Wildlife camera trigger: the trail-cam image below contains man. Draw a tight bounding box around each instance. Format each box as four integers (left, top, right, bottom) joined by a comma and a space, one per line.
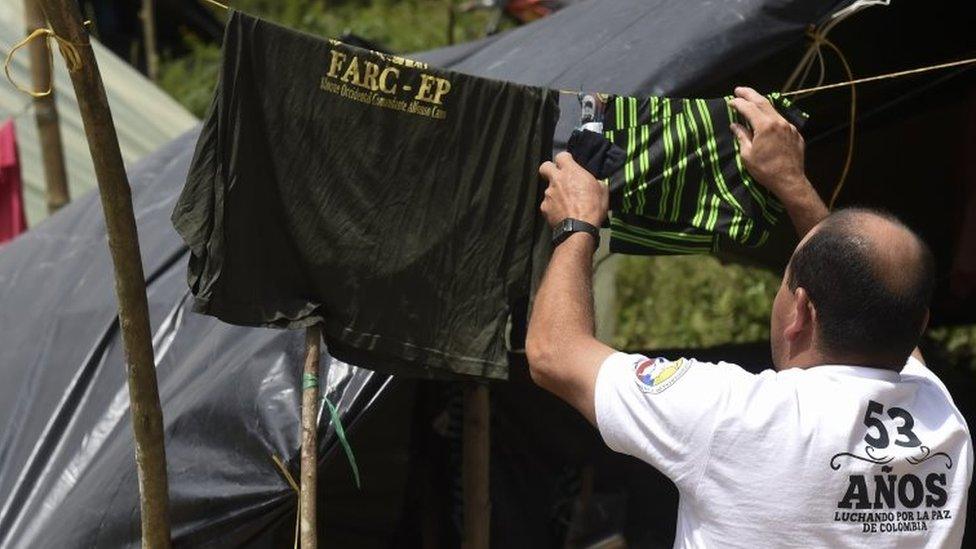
526, 87, 973, 547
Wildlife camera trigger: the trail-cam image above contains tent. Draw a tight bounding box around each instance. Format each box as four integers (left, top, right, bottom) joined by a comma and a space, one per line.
1, 0, 973, 547
0, 0, 197, 226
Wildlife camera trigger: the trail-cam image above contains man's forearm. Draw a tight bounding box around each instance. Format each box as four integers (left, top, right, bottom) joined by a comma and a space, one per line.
530, 152, 615, 423
528, 233, 598, 350
525, 232, 612, 423
777, 176, 829, 237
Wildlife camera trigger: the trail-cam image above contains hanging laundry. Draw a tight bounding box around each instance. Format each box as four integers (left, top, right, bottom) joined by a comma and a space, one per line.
0, 120, 27, 245
566, 128, 626, 181
172, 11, 558, 380
597, 94, 807, 255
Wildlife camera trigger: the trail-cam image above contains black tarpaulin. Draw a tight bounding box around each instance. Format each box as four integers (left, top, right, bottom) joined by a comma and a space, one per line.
0, 131, 396, 547
416, 0, 852, 146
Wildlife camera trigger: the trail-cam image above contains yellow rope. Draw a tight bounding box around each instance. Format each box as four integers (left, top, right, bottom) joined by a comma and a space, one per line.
4, 27, 88, 97
12, 1, 967, 212
271, 454, 301, 493
177, 0, 976, 212
270, 454, 302, 549
557, 57, 976, 97
191, 0, 975, 100
782, 57, 976, 97
201, 0, 231, 10
816, 36, 857, 210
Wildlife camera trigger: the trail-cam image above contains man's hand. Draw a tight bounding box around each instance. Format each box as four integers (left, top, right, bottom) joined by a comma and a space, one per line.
728, 86, 827, 237
538, 152, 609, 228
728, 87, 807, 196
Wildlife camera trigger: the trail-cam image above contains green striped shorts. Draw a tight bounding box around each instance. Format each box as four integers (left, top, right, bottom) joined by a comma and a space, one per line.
603, 93, 805, 255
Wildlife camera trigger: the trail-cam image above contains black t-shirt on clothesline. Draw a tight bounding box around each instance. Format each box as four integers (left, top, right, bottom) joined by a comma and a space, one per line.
172, 10, 559, 380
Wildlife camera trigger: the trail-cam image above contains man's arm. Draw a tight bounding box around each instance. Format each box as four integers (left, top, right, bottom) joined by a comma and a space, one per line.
729, 87, 828, 237
526, 153, 754, 484
528, 88, 830, 424
726, 89, 935, 365
526, 152, 615, 425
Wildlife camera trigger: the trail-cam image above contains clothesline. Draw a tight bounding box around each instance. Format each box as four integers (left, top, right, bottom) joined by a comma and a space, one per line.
194, 0, 976, 102
555, 57, 976, 98
780, 57, 976, 97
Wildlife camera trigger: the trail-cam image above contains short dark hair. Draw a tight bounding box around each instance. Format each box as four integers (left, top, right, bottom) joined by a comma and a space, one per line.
786, 208, 935, 368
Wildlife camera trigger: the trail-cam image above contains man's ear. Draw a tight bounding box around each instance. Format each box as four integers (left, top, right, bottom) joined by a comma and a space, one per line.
785, 286, 814, 341
921, 308, 930, 334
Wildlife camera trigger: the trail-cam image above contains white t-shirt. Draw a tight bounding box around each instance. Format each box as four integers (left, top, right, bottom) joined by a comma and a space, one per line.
595, 353, 973, 548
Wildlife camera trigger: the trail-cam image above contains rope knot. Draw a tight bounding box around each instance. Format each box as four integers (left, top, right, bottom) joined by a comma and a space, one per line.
804, 25, 824, 45
4, 27, 89, 98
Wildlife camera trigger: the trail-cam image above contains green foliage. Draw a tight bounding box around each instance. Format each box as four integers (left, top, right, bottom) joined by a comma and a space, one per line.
615, 256, 976, 373
928, 325, 976, 371
159, 0, 501, 117
614, 255, 780, 350
158, 33, 222, 119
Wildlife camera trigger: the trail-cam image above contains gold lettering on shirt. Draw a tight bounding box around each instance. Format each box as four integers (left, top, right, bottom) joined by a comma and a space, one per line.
320, 43, 451, 120
414, 74, 452, 106
340, 56, 360, 85
327, 50, 346, 78
378, 66, 399, 94
361, 62, 380, 91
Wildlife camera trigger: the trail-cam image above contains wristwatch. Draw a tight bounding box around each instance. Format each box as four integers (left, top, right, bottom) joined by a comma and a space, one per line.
552, 218, 600, 248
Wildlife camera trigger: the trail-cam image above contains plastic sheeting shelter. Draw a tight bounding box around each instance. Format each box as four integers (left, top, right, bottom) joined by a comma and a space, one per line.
2, 0, 975, 546
0, 1, 197, 226
419, 0, 976, 325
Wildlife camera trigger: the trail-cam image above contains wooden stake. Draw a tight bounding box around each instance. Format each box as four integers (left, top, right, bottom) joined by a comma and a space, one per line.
37, 1, 170, 546
24, 0, 70, 214
300, 325, 322, 549
462, 383, 490, 549
140, 0, 158, 81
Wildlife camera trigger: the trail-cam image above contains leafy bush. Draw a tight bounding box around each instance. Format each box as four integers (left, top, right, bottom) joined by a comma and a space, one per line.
614, 255, 779, 350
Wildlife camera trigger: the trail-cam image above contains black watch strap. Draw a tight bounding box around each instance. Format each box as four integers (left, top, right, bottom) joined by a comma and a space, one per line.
552, 218, 600, 248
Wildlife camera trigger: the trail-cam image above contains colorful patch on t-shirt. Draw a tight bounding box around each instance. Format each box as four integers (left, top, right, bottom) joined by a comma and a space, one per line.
634, 357, 690, 394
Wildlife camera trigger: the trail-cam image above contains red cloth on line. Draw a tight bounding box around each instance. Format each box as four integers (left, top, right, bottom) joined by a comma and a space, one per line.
0, 119, 27, 244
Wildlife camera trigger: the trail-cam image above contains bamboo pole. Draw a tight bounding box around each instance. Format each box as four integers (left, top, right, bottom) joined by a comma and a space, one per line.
23, 0, 70, 213
462, 383, 490, 549
37, 1, 171, 546
300, 325, 322, 549
140, 0, 158, 81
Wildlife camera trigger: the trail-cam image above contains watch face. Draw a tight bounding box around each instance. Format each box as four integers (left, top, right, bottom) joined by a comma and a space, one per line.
552, 219, 572, 245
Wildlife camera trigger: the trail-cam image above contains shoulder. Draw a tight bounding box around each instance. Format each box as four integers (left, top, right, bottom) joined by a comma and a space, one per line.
593, 352, 766, 484
901, 355, 953, 395
596, 351, 764, 399
900, 356, 971, 433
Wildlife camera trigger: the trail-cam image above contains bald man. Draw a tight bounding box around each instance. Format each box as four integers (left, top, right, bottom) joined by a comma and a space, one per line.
526, 87, 973, 547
